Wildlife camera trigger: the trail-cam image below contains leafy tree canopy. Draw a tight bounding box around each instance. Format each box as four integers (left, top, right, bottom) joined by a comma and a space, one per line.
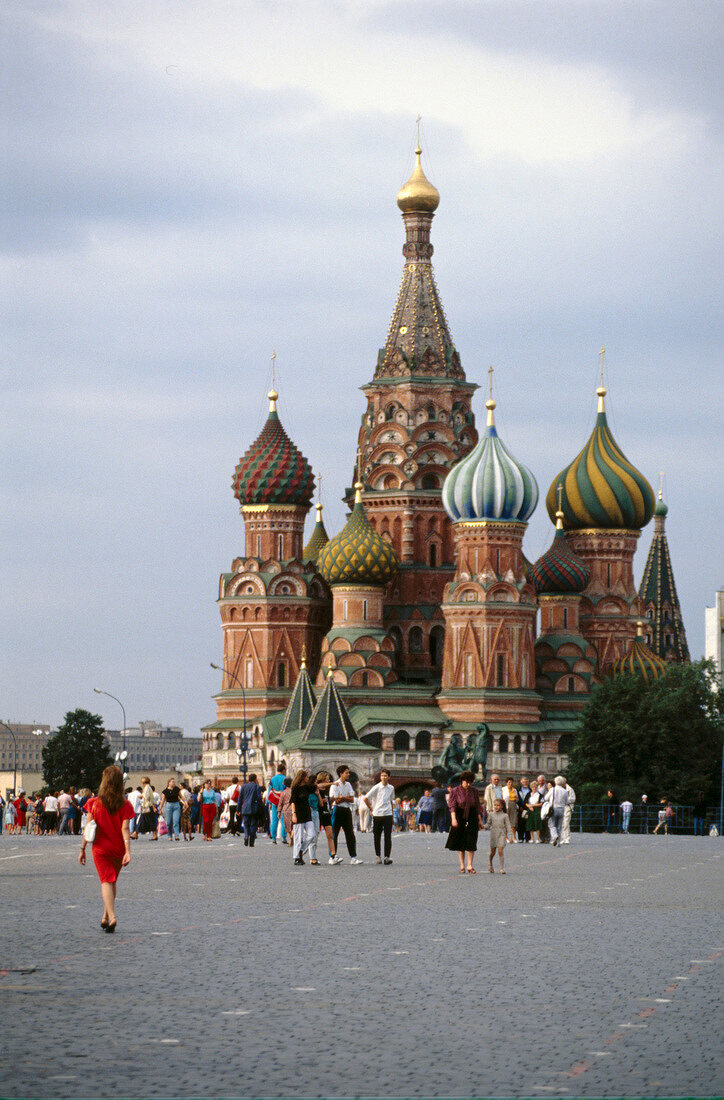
42, 709, 113, 792
567, 659, 723, 805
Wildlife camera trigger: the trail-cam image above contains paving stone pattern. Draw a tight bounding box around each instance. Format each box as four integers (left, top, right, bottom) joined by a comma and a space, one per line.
0, 831, 722, 1098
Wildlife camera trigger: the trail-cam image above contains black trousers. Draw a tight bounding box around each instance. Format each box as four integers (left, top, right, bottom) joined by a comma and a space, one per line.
373, 815, 392, 858
228, 804, 239, 835
332, 807, 357, 857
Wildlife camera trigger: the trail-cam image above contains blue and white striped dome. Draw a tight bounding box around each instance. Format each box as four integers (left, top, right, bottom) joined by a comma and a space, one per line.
442, 399, 538, 523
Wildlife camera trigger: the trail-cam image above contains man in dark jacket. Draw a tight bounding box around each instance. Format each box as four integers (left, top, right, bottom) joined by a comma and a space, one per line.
239, 774, 262, 847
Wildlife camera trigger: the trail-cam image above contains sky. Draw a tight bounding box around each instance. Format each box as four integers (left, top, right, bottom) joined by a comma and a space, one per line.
3, 0, 722, 737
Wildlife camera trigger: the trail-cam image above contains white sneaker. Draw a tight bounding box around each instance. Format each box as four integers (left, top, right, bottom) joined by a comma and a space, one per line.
329, 855, 343, 865
376, 856, 382, 864
350, 857, 363, 864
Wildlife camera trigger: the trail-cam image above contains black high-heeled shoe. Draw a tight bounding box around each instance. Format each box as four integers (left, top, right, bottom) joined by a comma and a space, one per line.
100, 918, 109, 930
105, 920, 117, 934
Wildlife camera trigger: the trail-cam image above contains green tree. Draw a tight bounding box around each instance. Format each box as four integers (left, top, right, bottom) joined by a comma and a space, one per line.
42, 709, 113, 791
567, 660, 723, 805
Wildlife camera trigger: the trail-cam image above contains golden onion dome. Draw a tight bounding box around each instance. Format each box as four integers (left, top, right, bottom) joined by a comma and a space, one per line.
396, 147, 440, 213
318, 483, 399, 587
608, 622, 667, 682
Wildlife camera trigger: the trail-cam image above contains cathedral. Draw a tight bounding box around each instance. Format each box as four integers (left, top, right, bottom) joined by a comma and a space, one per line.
202, 146, 688, 789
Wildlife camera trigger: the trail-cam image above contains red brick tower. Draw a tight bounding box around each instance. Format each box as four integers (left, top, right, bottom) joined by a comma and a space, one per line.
351, 146, 478, 682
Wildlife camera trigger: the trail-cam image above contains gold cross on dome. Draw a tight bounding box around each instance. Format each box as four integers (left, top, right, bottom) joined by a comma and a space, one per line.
416, 114, 422, 146
488, 364, 494, 400
271, 350, 276, 389
557, 482, 563, 510
599, 346, 605, 387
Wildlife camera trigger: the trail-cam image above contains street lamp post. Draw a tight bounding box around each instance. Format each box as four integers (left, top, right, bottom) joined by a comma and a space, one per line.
210, 662, 248, 780
0, 721, 18, 796
93, 689, 129, 779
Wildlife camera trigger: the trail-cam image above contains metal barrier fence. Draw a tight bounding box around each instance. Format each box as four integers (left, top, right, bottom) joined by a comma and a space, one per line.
572, 804, 721, 835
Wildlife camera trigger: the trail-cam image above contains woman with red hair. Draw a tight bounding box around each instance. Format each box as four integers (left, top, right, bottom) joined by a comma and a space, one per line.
78, 765, 133, 932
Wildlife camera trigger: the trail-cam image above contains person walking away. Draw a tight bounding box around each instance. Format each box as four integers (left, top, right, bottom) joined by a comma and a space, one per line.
429, 784, 449, 833
357, 791, 371, 833
3, 798, 16, 834
503, 779, 518, 841
78, 765, 133, 932
159, 778, 182, 841
278, 777, 294, 844
239, 774, 263, 847
640, 794, 649, 834
57, 789, 73, 835
267, 764, 288, 844
200, 779, 218, 841
43, 791, 59, 834
179, 782, 193, 840
14, 791, 29, 834
560, 779, 575, 843
693, 792, 707, 836
446, 771, 484, 874
620, 798, 633, 834
330, 765, 363, 864
488, 798, 510, 873
548, 777, 569, 846
363, 769, 396, 864
290, 770, 316, 866
604, 790, 618, 833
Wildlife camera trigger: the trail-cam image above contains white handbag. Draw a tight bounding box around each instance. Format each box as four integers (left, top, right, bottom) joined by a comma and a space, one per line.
83, 817, 97, 843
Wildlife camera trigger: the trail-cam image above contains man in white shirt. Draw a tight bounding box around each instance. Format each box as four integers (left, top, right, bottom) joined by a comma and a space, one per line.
330, 765, 363, 864
127, 786, 143, 839
225, 776, 241, 836
549, 777, 569, 845
363, 769, 395, 864
483, 774, 504, 815
560, 779, 575, 843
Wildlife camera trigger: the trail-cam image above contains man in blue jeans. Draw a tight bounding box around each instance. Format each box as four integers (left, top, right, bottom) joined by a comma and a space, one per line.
239, 773, 263, 847
268, 763, 287, 844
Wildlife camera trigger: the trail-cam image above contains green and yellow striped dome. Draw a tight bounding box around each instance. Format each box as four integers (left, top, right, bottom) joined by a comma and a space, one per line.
546, 386, 655, 530
609, 623, 666, 682
318, 485, 399, 587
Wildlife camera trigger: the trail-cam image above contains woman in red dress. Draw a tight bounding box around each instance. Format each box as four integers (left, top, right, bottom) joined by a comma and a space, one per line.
78, 766, 133, 932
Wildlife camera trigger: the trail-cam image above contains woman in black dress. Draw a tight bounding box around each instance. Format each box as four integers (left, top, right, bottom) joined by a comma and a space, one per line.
445, 771, 485, 874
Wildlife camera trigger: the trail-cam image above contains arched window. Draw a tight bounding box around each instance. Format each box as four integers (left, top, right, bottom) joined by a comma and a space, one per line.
429, 542, 438, 566
393, 730, 410, 751
426, 403, 436, 421
385, 404, 396, 421
513, 735, 521, 754
409, 626, 423, 652
430, 625, 445, 668
497, 653, 505, 686
422, 474, 438, 490
534, 735, 541, 754
499, 734, 509, 753
568, 676, 575, 692
277, 663, 286, 688
360, 671, 368, 687
278, 534, 284, 559
415, 730, 431, 751
389, 626, 403, 656
562, 607, 568, 629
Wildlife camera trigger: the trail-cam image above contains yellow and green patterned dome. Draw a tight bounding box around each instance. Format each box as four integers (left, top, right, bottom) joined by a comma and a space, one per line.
303, 500, 329, 564
609, 622, 667, 682
318, 483, 399, 587
546, 385, 655, 531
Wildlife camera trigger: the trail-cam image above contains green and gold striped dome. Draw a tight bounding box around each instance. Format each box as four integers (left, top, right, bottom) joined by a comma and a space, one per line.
303, 500, 329, 564
609, 623, 667, 682
546, 386, 655, 530
318, 484, 399, 587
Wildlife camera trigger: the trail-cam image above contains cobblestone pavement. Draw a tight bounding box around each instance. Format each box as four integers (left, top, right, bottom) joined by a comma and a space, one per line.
0, 830, 722, 1099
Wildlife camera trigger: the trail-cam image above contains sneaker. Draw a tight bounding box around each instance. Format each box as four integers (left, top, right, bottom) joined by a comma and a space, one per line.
329, 855, 343, 865
552, 837, 558, 846
350, 857, 363, 864
383, 858, 393, 865
293, 856, 304, 865
376, 856, 382, 864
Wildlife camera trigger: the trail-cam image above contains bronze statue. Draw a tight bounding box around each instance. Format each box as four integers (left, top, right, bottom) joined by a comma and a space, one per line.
432, 724, 488, 786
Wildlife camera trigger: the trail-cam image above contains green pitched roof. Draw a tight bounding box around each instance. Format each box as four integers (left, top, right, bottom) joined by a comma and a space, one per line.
302, 674, 360, 743
279, 665, 317, 739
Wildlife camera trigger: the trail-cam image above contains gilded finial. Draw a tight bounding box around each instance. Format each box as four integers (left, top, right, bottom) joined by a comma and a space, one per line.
326, 667, 334, 679
354, 448, 364, 504
416, 114, 422, 147
301, 645, 307, 669
636, 619, 644, 637
316, 472, 323, 516
658, 470, 664, 500
596, 346, 607, 413
485, 366, 496, 427
555, 483, 564, 529
268, 350, 279, 412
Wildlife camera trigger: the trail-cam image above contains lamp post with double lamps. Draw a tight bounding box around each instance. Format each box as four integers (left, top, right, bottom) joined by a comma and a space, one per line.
209, 662, 251, 781
0, 721, 18, 796
93, 689, 129, 780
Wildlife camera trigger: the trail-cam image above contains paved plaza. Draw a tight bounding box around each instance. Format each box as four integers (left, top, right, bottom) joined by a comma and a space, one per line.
0, 830, 722, 1099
